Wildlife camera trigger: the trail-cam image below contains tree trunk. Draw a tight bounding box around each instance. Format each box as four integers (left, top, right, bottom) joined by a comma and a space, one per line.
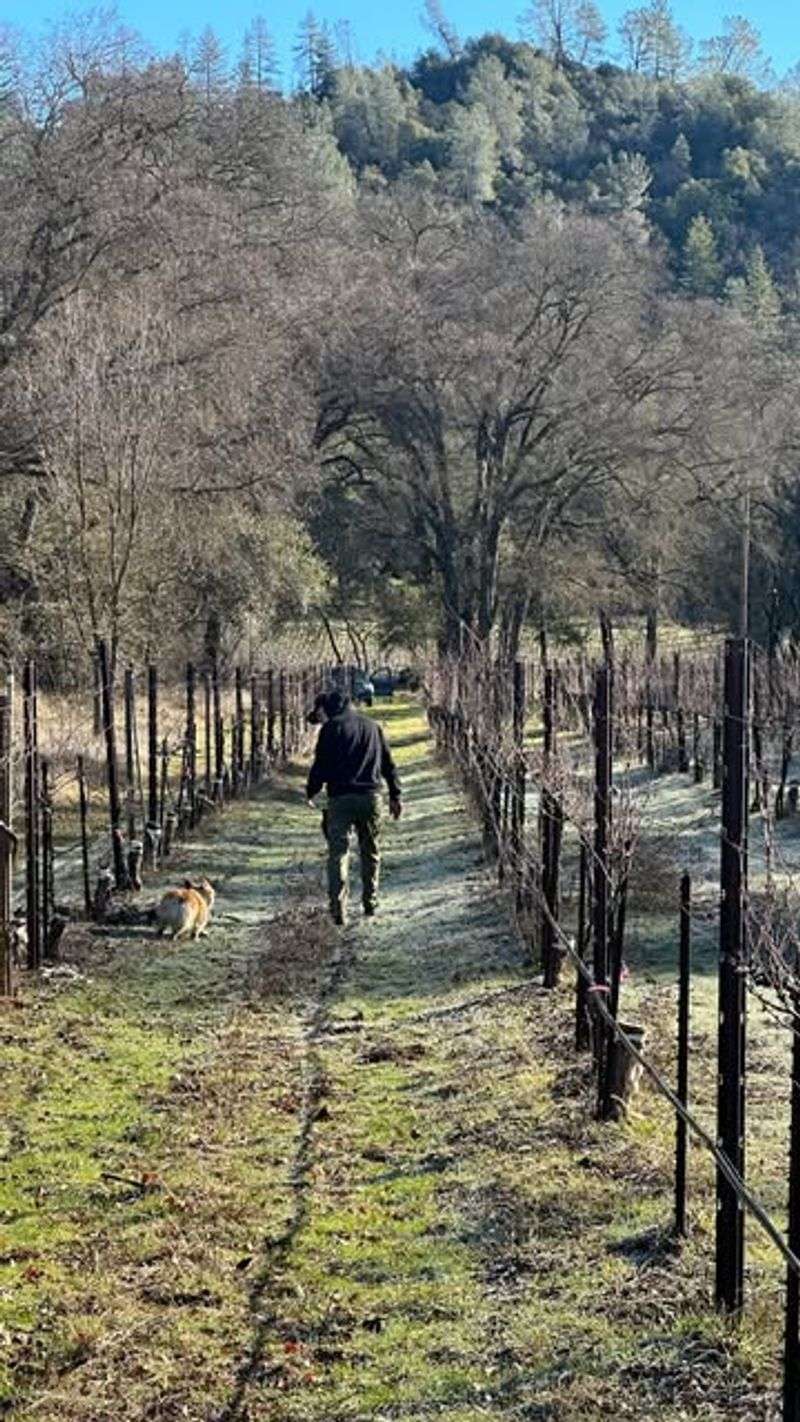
498, 592, 530, 668
599, 608, 615, 669
645, 605, 657, 665
477, 519, 501, 644
343, 618, 365, 669
204, 609, 222, 672
318, 610, 344, 664
18, 495, 37, 549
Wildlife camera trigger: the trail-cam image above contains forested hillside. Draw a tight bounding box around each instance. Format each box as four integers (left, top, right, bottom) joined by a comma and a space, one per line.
2, 2, 800, 672
321, 12, 800, 298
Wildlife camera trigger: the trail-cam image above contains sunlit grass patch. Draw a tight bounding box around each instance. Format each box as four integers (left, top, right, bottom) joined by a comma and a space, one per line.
2, 695, 790, 1420
1, 766, 330, 1419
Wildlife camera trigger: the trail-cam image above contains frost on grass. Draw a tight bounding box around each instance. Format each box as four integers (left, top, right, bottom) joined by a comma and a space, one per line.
2, 704, 794, 1421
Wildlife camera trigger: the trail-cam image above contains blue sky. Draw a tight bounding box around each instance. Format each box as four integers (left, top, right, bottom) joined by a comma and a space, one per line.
6, 0, 800, 83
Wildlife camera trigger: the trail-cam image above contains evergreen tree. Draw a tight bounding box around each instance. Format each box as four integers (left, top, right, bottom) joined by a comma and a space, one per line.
294, 11, 318, 93
681, 214, 721, 295
331, 65, 411, 172
727, 246, 781, 326
314, 24, 338, 98
191, 26, 229, 111
722, 145, 767, 192
670, 134, 691, 182
590, 151, 652, 218
294, 11, 337, 98
465, 56, 523, 166
447, 103, 498, 202
239, 16, 277, 91
655, 133, 691, 195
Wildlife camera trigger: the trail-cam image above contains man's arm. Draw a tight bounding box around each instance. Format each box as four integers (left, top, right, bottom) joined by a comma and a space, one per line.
306, 726, 329, 801
379, 728, 401, 802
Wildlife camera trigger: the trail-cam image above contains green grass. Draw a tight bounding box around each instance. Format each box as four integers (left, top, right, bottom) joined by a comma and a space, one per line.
0, 698, 788, 1420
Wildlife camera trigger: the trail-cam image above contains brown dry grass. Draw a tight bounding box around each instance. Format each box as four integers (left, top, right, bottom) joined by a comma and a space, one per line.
246, 902, 338, 1001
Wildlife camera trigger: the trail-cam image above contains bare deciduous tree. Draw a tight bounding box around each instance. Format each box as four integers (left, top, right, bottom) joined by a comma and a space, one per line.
19, 285, 179, 660
316, 194, 742, 654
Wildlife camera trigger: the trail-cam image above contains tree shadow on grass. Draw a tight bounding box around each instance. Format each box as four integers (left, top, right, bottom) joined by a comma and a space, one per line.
214, 1120, 316, 1422
608, 1223, 682, 1269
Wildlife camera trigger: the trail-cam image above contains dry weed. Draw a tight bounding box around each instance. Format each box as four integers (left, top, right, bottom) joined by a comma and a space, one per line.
246, 901, 337, 1001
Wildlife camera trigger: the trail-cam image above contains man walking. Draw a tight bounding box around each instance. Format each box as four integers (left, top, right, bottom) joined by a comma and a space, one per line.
306, 690, 402, 925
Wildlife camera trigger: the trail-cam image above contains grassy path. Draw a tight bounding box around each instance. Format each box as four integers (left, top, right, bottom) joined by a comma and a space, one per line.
0, 702, 782, 1420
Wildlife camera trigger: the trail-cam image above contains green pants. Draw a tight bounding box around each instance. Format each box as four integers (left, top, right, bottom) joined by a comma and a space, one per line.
327, 793, 382, 918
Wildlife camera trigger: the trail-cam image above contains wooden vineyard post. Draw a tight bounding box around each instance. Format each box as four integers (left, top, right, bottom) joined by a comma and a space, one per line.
40, 757, 53, 956
294, 671, 301, 755
279, 671, 288, 763
693, 712, 704, 784
575, 841, 591, 1050
713, 648, 723, 791
751, 663, 764, 813
175, 707, 187, 833
186, 661, 197, 828
203, 671, 212, 807
783, 999, 800, 1422
124, 667, 136, 842
676, 872, 691, 1236
77, 756, 92, 918
616, 654, 628, 756
23, 659, 41, 970
300, 670, 309, 754
489, 731, 502, 864
284, 671, 293, 758
499, 759, 511, 884
266, 669, 276, 760
614, 856, 631, 1014
123, 663, 144, 885
510, 660, 526, 909
716, 636, 749, 1314
0, 673, 14, 996
234, 665, 244, 793
159, 737, 170, 852
92, 647, 102, 738
97, 639, 127, 891
645, 656, 655, 772
541, 666, 563, 988
600, 830, 633, 1121
593, 663, 612, 1107
777, 707, 794, 822
250, 673, 260, 784
146, 664, 159, 866
675, 652, 689, 773
227, 717, 236, 796
211, 657, 224, 803
290, 672, 299, 754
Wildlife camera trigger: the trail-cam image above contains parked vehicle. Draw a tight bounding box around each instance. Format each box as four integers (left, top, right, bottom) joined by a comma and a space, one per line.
353, 671, 374, 706
395, 666, 420, 690
371, 667, 395, 697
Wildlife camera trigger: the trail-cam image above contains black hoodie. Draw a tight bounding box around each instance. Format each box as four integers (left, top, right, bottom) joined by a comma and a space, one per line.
306, 704, 401, 801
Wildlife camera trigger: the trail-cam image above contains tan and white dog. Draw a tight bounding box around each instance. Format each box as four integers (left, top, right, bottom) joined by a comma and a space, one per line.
154, 878, 215, 941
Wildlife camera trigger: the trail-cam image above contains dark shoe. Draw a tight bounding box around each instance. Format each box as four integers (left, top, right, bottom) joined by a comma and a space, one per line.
331, 907, 347, 927
363, 904, 376, 918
